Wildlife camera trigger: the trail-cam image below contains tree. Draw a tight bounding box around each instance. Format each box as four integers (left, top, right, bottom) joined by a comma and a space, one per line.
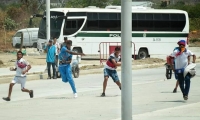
66, 0, 109, 8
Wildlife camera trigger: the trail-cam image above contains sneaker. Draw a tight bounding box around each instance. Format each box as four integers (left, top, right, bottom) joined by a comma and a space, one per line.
173, 88, 177, 93
2, 97, 10, 101
183, 95, 188, 100
53, 76, 57, 79
47, 76, 51, 79
29, 90, 34, 98
101, 93, 105, 97
74, 93, 78, 98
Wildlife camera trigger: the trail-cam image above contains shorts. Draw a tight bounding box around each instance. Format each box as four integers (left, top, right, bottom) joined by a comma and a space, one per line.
11, 76, 26, 89
104, 68, 119, 82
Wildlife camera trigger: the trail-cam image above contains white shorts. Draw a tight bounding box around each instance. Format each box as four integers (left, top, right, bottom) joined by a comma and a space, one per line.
11, 76, 26, 89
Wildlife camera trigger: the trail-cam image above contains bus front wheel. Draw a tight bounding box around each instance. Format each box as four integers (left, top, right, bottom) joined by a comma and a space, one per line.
137, 49, 148, 59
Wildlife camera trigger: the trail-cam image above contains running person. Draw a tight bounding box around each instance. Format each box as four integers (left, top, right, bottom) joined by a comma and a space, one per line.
59, 40, 85, 98
101, 46, 121, 97
2, 51, 33, 101
170, 40, 196, 100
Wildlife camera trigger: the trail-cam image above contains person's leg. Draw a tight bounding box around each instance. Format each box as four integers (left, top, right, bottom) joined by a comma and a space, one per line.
52, 62, 56, 79
2, 77, 17, 101
103, 77, 109, 94
20, 77, 34, 98
173, 80, 179, 93
55, 55, 58, 67
101, 68, 109, 96
66, 65, 77, 94
59, 65, 68, 82
177, 73, 186, 99
184, 73, 191, 99
110, 70, 121, 90
47, 62, 51, 79
8, 83, 15, 98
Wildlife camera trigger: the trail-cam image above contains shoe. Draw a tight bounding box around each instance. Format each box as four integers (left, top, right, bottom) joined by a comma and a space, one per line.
173, 88, 177, 93
29, 90, 34, 98
101, 93, 105, 97
183, 95, 188, 100
47, 76, 51, 79
74, 93, 78, 98
53, 76, 57, 79
2, 97, 10, 101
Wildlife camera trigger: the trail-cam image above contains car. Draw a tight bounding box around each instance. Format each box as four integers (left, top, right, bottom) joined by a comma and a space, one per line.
56, 59, 80, 78
12, 28, 39, 48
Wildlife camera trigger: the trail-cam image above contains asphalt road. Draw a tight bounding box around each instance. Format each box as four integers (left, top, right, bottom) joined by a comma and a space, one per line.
0, 64, 200, 120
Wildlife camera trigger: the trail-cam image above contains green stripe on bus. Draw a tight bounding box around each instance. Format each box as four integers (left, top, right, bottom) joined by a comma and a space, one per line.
76, 33, 188, 37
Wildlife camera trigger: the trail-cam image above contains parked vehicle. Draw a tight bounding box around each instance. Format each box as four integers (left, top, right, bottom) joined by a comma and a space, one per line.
12, 28, 39, 48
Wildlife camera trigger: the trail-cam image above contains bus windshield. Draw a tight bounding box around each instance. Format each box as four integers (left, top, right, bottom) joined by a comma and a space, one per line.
38, 11, 64, 39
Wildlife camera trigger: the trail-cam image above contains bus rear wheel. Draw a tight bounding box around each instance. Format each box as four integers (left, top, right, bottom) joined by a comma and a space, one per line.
137, 49, 148, 59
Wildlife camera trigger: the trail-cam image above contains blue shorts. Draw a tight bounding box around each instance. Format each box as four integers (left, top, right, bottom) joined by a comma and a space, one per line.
104, 68, 119, 82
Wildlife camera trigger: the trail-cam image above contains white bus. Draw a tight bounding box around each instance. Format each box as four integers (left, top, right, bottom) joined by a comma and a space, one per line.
37, 6, 189, 59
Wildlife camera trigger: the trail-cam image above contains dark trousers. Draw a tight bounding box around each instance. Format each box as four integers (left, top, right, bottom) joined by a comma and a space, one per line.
177, 73, 191, 96
55, 55, 58, 67
47, 62, 56, 78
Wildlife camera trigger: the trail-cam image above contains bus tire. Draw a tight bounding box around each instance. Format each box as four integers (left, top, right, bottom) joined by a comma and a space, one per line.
137, 49, 148, 59
33, 43, 37, 48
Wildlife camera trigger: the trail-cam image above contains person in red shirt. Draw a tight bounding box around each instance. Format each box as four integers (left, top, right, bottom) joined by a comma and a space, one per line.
101, 47, 121, 97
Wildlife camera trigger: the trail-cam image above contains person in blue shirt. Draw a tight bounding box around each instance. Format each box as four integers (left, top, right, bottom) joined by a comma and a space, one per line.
59, 40, 85, 98
44, 39, 56, 79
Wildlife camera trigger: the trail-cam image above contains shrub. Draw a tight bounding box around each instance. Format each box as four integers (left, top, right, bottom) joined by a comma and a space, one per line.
4, 17, 18, 30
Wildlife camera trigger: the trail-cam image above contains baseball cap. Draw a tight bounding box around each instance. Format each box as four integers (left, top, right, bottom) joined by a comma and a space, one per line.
49, 39, 53, 42
177, 40, 186, 46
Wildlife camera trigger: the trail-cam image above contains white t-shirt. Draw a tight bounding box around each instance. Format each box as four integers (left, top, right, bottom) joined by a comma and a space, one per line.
15, 58, 30, 77
170, 49, 194, 69
54, 42, 60, 55
104, 53, 121, 70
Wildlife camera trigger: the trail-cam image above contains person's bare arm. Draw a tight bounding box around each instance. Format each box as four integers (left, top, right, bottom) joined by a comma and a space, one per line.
22, 65, 31, 74
111, 59, 121, 66
192, 54, 196, 63
169, 57, 175, 72
66, 49, 85, 56
187, 56, 191, 64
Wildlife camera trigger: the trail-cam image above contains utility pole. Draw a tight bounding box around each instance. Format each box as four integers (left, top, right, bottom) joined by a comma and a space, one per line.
121, 0, 133, 119
46, 0, 50, 41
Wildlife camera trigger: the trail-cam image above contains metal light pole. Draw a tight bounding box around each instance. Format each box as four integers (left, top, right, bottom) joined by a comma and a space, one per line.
46, 0, 50, 41
121, 0, 132, 120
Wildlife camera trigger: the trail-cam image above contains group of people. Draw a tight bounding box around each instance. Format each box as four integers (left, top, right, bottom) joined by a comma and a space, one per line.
2, 37, 85, 101
2, 39, 196, 101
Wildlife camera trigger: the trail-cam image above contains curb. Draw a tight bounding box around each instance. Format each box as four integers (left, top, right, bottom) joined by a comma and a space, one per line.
0, 63, 166, 84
